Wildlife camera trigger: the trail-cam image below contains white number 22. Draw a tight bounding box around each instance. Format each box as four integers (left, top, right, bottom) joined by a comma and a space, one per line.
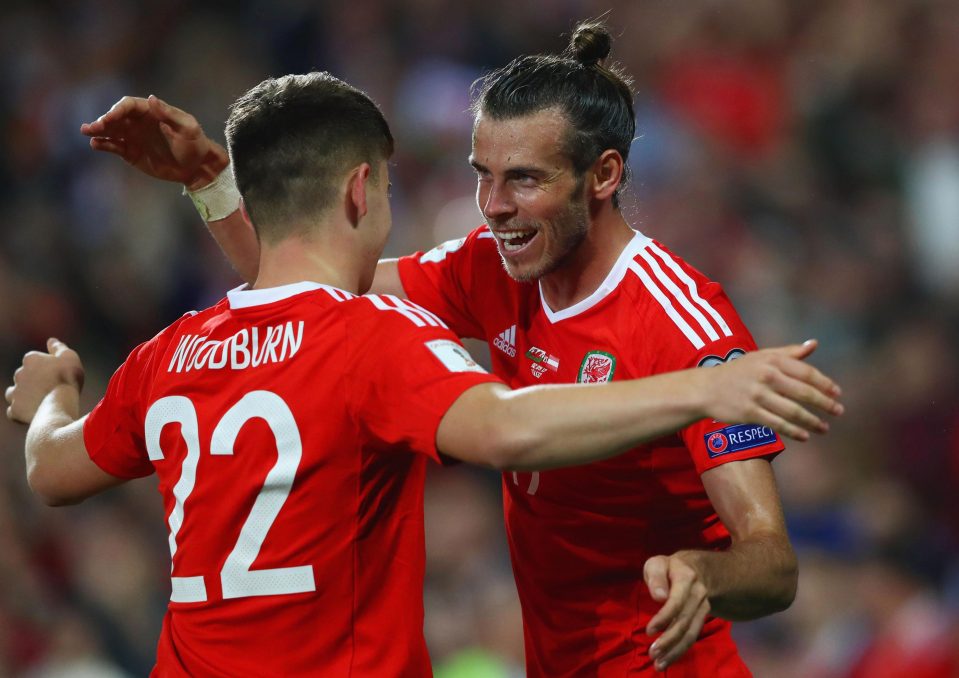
145, 391, 316, 603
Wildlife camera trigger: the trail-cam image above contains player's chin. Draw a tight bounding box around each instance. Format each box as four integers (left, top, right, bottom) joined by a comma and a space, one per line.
499, 255, 544, 283
498, 242, 550, 282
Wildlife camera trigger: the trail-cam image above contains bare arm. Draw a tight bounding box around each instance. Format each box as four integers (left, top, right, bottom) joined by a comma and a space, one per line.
6, 340, 125, 505
687, 461, 796, 620
372, 259, 409, 297
641, 459, 797, 671
205, 210, 260, 284
437, 340, 842, 470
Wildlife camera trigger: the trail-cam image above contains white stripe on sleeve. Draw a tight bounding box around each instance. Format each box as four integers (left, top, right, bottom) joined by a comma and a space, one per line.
638, 248, 720, 342
367, 294, 426, 327
397, 298, 448, 328
649, 243, 732, 337
628, 260, 705, 349
386, 295, 441, 327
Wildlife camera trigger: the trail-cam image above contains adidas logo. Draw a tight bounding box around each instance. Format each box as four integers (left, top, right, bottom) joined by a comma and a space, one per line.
493, 325, 517, 357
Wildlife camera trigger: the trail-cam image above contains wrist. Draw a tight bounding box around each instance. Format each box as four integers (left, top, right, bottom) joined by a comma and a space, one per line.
184, 162, 241, 222
61, 365, 84, 392
44, 382, 83, 422
184, 145, 230, 192
673, 549, 713, 590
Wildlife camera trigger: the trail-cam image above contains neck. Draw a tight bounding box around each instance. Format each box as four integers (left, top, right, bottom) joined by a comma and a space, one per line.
539, 205, 634, 312
253, 232, 366, 294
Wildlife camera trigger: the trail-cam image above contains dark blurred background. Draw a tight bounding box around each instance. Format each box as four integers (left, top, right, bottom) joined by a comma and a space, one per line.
1, 1, 958, 676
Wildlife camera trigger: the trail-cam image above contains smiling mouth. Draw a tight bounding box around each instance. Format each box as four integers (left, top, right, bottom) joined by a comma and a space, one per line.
496, 229, 537, 253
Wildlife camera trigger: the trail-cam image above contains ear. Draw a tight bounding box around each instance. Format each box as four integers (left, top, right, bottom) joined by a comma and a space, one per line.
588, 150, 624, 202
345, 163, 372, 228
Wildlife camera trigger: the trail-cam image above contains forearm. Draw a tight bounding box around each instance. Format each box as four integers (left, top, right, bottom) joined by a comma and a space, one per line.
9, 340, 123, 504
674, 533, 798, 620
643, 459, 796, 669
205, 210, 260, 284
25, 385, 87, 505
184, 159, 261, 285
443, 344, 841, 470
496, 369, 708, 470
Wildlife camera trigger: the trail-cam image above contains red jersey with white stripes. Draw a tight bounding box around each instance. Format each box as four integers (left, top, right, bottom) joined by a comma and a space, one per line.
82, 282, 499, 678
398, 226, 782, 677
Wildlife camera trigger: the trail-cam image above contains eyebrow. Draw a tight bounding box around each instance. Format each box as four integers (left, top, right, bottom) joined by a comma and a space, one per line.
468, 158, 546, 177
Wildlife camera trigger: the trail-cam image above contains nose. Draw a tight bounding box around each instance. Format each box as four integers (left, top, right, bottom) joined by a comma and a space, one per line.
479, 181, 515, 222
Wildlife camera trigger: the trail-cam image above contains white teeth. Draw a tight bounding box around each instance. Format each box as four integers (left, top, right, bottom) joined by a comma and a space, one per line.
499, 230, 533, 241
497, 230, 536, 252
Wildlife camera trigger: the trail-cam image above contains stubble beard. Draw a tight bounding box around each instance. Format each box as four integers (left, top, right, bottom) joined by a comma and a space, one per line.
498, 189, 590, 283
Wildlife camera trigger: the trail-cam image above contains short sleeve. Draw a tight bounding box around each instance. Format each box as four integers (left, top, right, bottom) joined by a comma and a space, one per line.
347, 297, 503, 462
83, 341, 158, 479
638, 244, 785, 474
679, 319, 784, 474
396, 227, 490, 340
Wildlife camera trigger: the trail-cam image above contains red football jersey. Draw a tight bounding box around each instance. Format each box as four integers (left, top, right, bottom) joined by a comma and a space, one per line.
82, 282, 500, 678
398, 226, 784, 677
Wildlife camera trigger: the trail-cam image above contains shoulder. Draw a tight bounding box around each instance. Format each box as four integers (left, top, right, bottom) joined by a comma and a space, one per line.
145, 297, 241, 365
102, 306, 211, 394
347, 293, 451, 331
132, 309, 205, 366
343, 294, 487, 376
622, 237, 752, 361
415, 225, 499, 264
468, 225, 500, 260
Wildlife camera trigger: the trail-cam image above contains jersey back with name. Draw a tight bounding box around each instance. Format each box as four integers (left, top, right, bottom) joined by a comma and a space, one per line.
82, 282, 498, 677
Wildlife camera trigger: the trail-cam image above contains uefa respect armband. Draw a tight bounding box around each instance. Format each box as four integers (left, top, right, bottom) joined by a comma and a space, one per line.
704, 424, 778, 458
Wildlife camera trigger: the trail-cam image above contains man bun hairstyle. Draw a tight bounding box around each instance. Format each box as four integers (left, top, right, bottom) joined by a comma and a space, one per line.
568, 20, 611, 67
225, 72, 394, 244
472, 19, 635, 206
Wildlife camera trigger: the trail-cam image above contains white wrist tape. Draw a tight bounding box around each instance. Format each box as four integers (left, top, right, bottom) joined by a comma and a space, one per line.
184, 164, 241, 222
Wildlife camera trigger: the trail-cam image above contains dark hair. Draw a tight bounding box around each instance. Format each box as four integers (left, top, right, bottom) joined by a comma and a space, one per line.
225, 72, 394, 243
471, 21, 635, 206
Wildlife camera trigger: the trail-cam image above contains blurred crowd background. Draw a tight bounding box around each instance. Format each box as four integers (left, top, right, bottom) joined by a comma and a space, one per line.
1, 0, 958, 676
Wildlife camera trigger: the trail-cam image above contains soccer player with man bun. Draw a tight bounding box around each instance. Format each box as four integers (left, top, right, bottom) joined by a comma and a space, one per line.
397, 22, 801, 676
75, 20, 843, 676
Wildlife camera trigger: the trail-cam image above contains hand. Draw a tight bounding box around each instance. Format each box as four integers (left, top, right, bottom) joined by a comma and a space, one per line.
702, 339, 843, 441
644, 553, 710, 672
6, 339, 85, 424
80, 95, 229, 190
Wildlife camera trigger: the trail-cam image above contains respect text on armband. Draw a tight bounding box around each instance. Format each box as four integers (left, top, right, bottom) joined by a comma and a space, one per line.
704, 423, 778, 458
167, 321, 304, 372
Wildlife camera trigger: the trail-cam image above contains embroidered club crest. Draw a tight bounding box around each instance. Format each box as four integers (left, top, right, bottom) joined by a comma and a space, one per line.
577, 351, 616, 383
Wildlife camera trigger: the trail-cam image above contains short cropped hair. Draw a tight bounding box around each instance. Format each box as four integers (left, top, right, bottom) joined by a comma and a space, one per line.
471, 21, 635, 206
225, 72, 394, 243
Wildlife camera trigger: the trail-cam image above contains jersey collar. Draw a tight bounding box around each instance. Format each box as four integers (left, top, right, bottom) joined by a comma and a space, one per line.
227, 281, 354, 309
538, 230, 652, 323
